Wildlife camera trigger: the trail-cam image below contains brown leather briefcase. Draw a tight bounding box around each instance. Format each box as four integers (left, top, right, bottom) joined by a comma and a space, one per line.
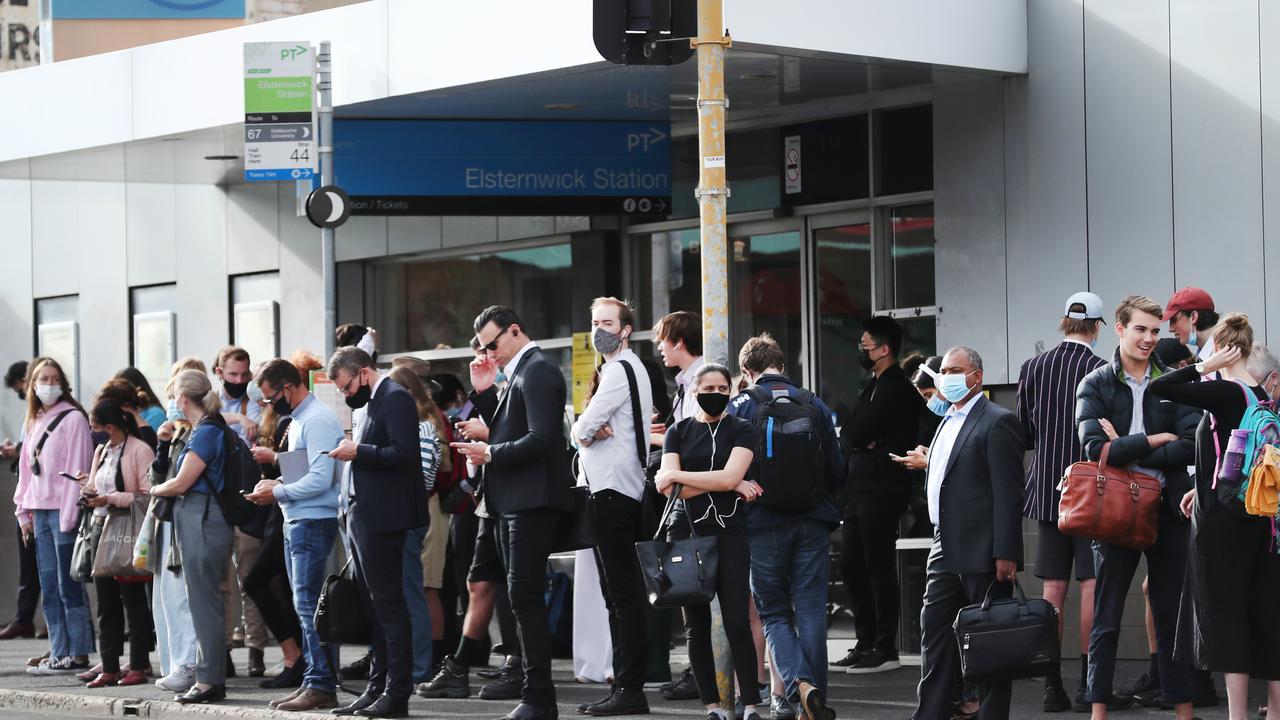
1058, 441, 1161, 550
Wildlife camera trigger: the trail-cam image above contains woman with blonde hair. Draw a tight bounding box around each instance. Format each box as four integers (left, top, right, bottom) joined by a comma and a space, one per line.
151, 369, 232, 705
15, 357, 95, 676
1151, 312, 1280, 720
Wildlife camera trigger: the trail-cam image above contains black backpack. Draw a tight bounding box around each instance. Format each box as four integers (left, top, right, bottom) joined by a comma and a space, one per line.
744, 384, 826, 514
200, 414, 262, 534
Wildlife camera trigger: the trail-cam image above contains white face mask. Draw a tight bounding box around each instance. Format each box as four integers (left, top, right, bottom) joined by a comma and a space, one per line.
35, 383, 62, 407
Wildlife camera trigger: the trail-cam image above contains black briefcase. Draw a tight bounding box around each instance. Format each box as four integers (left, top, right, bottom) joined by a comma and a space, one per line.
315, 559, 370, 647
952, 579, 1059, 684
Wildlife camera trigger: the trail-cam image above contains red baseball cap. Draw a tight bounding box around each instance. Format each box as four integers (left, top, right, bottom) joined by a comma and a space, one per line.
1162, 287, 1215, 322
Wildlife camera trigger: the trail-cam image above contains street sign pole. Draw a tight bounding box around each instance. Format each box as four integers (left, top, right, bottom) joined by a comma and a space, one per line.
318, 41, 336, 360
695, 0, 731, 366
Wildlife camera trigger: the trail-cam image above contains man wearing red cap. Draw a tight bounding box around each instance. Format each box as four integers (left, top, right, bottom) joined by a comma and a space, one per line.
1163, 288, 1218, 360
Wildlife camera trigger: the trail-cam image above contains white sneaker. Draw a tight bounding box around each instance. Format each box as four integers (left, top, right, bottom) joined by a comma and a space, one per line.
155, 664, 196, 692
27, 656, 87, 675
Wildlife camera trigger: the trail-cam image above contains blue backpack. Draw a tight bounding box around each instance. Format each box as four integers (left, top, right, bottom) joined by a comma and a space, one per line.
1212, 380, 1280, 511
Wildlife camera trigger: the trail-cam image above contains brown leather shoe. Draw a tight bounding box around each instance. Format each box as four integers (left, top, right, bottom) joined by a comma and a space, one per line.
0, 622, 34, 640
276, 687, 338, 712
27, 651, 49, 667
269, 687, 304, 708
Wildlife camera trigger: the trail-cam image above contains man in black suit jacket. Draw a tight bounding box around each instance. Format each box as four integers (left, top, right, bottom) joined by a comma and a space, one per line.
905, 346, 1023, 720
328, 346, 428, 718
453, 306, 572, 720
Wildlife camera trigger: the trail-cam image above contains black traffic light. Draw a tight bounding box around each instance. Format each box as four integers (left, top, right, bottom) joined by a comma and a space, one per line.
593, 0, 696, 66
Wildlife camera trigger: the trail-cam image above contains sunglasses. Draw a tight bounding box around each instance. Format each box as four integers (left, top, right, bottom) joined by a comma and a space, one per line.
481, 325, 511, 352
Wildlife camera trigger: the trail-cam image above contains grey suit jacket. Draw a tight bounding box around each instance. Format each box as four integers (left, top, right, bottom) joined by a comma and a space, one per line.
929, 395, 1025, 574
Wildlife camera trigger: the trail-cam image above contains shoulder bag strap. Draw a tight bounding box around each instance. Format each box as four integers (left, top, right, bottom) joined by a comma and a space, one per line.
618, 360, 648, 469
113, 437, 128, 493
34, 409, 74, 457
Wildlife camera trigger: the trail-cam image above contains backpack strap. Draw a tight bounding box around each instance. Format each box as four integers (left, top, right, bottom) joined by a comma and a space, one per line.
32, 409, 74, 463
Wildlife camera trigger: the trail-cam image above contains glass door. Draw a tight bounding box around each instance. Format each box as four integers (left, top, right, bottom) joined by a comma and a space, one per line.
728, 221, 804, 384
810, 212, 872, 424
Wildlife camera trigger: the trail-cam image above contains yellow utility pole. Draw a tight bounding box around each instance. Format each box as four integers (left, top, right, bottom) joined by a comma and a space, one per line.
694, 0, 731, 365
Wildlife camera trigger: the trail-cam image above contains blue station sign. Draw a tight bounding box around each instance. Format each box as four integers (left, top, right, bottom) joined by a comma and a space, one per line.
52, 0, 246, 19
333, 119, 673, 217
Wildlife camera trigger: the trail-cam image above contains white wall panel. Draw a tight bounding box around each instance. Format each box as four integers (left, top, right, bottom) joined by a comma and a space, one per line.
126, 182, 178, 287
933, 78, 1010, 382
388, 217, 443, 256
76, 181, 130, 394
335, 216, 388, 262
1262, 0, 1280, 346
175, 185, 229, 361
227, 183, 281, 275
0, 52, 133, 163
278, 188, 326, 358
0, 177, 30, 632
1170, 0, 1265, 325
1084, 0, 1174, 344
30, 181, 82, 299
442, 217, 498, 249
1011, 0, 1090, 363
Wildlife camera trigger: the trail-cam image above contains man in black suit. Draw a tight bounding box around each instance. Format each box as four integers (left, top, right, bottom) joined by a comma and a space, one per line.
453, 306, 572, 720
327, 346, 428, 718
905, 346, 1023, 720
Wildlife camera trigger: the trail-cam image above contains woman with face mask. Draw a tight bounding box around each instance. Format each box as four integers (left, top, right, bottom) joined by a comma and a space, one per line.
13, 357, 96, 676
654, 363, 766, 720
150, 369, 232, 705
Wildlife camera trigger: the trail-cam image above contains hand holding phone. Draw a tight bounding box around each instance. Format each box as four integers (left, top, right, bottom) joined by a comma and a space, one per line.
59, 471, 85, 484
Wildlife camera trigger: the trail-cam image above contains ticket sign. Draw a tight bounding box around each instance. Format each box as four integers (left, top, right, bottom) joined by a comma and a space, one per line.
243, 41, 316, 182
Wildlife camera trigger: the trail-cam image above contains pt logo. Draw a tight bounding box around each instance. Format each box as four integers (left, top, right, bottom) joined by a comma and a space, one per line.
146, 0, 230, 10
280, 44, 308, 61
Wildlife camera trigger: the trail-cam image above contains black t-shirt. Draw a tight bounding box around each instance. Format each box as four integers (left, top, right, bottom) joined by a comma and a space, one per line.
662, 414, 756, 535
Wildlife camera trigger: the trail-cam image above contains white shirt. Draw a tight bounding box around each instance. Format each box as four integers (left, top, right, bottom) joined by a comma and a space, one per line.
1124, 365, 1166, 487
926, 395, 981, 525
571, 349, 654, 501
672, 356, 705, 423
504, 340, 540, 382
219, 385, 262, 443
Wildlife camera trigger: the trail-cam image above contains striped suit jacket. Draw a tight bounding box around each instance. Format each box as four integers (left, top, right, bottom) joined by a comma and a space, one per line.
1016, 340, 1107, 521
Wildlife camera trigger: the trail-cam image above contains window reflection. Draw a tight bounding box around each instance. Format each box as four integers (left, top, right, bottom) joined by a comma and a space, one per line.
815, 224, 872, 424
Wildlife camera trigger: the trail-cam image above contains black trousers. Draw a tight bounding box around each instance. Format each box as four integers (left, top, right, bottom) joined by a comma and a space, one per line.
13, 520, 39, 625
95, 576, 154, 674
1087, 501, 1192, 704
590, 490, 649, 692
842, 498, 904, 655
669, 529, 761, 708
914, 540, 1010, 720
244, 509, 301, 646
501, 508, 560, 709
349, 514, 413, 702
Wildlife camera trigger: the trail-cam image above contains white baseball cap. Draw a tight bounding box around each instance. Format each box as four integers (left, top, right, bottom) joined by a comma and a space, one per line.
1064, 292, 1104, 320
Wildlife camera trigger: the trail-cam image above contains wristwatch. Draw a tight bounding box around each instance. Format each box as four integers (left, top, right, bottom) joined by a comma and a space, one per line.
1195, 361, 1207, 375
483, 445, 492, 464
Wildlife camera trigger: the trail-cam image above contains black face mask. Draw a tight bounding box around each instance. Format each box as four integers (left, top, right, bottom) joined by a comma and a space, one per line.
222, 380, 248, 399
858, 349, 877, 370
272, 394, 293, 417
15, 391, 24, 401
696, 391, 730, 418
345, 380, 372, 410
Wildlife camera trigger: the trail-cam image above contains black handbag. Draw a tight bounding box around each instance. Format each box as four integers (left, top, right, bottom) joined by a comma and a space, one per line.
952, 579, 1060, 684
315, 558, 370, 647
553, 483, 595, 553
633, 484, 719, 608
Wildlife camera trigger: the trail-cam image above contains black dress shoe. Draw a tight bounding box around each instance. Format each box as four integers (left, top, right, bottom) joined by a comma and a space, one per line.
175, 684, 226, 704
353, 695, 410, 718
260, 660, 306, 689
584, 688, 648, 716
497, 702, 558, 720
332, 692, 381, 716
342, 652, 372, 681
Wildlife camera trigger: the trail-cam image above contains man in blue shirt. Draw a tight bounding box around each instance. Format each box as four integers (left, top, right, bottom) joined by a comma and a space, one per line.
729, 334, 843, 720
247, 359, 344, 713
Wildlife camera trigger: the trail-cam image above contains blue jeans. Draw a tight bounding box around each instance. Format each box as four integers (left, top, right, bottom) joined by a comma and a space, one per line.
32, 509, 94, 658
402, 524, 432, 683
283, 517, 340, 692
749, 520, 830, 701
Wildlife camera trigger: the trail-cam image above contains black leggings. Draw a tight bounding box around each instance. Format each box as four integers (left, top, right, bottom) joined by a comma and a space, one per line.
95, 576, 154, 673
670, 529, 760, 707
243, 509, 301, 645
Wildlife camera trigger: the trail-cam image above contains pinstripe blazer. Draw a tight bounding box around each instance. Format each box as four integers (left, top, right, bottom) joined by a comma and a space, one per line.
1016, 340, 1107, 521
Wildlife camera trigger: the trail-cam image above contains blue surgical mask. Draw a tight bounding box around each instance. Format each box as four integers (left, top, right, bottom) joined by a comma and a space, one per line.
166, 399, 182, 422
496, 371, 509, 385
937, 371, 974, 404
926, 395, 949, 417
1187, 332, 1198, 350
444, 407, 462, 419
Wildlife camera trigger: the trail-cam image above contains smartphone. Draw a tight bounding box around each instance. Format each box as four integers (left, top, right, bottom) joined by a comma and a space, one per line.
319, 450, 330, 455
58, 471, 80, 482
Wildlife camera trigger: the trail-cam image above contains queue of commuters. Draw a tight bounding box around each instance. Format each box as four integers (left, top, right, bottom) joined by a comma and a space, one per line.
3, 288, 1280, 720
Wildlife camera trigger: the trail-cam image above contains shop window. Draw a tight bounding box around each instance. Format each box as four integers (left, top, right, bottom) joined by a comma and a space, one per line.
231, 272, 280, 363
35, 295, 80, 395
730, 230, 803, 380
890, 203, 936, 308
670, 128, 782, 219
367, 243, 573, 354
780, 114, 870, 206
630, 229, 702, 329
814, 223, 872, 423
876, 105, 932, 196
130, 284, 177, 396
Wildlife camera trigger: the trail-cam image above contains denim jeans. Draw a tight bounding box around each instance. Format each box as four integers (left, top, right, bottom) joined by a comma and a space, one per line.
749, 519, 830, 701
31, 509, 94, 658
401, 524, 432, 683
283, 517, 340, 692
152, 522, 196, 674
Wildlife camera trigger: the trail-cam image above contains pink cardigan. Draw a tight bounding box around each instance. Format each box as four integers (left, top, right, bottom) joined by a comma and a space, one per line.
12, 402, 94, 533
87, 436, 155, 515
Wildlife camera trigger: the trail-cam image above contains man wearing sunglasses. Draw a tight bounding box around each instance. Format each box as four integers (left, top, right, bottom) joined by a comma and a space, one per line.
452, 306, 573, 720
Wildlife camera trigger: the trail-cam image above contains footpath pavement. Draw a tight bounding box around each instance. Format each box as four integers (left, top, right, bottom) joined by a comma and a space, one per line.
0, 639, 1236, 719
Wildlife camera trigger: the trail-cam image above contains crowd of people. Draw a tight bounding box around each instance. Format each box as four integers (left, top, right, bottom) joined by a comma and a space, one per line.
0, 288, 1277, 720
